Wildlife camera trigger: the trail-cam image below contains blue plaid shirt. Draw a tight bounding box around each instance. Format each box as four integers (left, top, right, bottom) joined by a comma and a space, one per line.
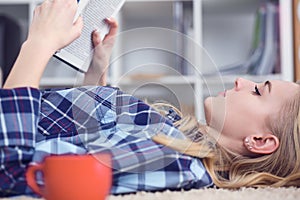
0, 86, 212, 197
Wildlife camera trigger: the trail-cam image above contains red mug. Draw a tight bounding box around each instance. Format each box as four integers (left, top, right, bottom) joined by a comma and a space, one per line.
26, 154, 112, 200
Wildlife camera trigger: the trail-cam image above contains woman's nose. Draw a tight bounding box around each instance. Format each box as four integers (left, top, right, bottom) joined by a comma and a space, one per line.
234, 77, 254, 91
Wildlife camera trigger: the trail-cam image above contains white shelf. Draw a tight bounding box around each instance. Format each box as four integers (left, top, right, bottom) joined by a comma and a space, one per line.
40, 77, 79, 87
118, 75, 197, 85
117, 73, 282, 87
0, 0, 33, 4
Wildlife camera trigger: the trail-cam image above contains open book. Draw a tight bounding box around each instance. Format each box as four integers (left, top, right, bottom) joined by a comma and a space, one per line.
54, 0, 126, 72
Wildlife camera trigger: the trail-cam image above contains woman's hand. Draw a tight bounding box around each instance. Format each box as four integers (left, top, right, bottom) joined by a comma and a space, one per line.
4, 0, 83, 89
27, 0, 83, 54
83, 18, 118, 86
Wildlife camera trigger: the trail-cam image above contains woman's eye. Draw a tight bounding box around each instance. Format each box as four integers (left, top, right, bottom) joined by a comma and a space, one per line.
253, 85, 261, 96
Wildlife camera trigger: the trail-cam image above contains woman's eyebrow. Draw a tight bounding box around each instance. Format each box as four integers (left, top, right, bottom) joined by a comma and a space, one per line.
264, 80, 272, 93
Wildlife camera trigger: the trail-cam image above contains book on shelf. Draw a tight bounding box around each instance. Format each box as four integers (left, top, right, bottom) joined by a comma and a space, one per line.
205, 2, 280, 77
54, 0, 125, 73
251, 2, 280, 75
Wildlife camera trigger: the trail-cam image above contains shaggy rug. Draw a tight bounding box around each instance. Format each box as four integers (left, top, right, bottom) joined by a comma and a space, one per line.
2, 187, 300, 200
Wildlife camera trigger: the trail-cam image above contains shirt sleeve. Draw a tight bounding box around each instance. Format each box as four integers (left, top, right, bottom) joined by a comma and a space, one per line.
0, 87, 41, 197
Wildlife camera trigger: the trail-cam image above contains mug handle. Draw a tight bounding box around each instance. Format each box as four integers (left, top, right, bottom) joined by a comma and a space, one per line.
25, 164, 44, 196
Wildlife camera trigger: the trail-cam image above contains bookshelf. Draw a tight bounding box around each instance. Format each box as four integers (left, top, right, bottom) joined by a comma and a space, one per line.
110, 0, 294, 119
0, 0, 295, 120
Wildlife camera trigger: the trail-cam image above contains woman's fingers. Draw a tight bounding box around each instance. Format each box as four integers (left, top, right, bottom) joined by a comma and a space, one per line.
72, 16, 84, 40
103, 18, 118, 44
92, 30, 102, 47
28, 0, 81, 52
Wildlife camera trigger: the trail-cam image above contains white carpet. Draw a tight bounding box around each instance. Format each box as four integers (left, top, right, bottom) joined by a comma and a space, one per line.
2, 187, 300, 200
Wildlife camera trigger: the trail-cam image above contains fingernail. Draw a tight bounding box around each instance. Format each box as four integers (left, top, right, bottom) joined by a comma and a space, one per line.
95, 29, 101, 34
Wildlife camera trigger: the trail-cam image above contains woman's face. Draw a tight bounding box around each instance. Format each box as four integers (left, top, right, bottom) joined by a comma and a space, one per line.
204, 78, 299, 154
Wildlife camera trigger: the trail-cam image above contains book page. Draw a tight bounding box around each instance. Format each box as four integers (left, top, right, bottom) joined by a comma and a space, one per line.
55, 0, 125, 72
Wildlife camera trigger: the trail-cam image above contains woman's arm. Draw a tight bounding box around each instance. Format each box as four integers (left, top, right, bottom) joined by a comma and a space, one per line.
3, 0, 83, 89
0, 87, 41, 197
83, 18, 118, 86
0, 0, 83, 196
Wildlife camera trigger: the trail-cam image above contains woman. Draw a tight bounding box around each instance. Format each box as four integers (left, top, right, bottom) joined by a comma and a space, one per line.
1, 0, 300, 197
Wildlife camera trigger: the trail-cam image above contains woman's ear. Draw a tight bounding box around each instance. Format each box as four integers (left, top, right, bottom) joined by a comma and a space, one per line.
244, 134, 279, 155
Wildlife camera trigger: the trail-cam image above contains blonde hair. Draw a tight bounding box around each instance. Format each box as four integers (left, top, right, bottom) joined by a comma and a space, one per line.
152, 82, 300, 188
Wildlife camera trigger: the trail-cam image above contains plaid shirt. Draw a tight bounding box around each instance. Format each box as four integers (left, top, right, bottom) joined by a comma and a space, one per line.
0, 87, 40, 197
0, 86, 212, 197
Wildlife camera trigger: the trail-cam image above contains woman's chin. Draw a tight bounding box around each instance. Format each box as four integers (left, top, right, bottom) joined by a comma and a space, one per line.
204, 96, 226, 132
204, 97, 213, 126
